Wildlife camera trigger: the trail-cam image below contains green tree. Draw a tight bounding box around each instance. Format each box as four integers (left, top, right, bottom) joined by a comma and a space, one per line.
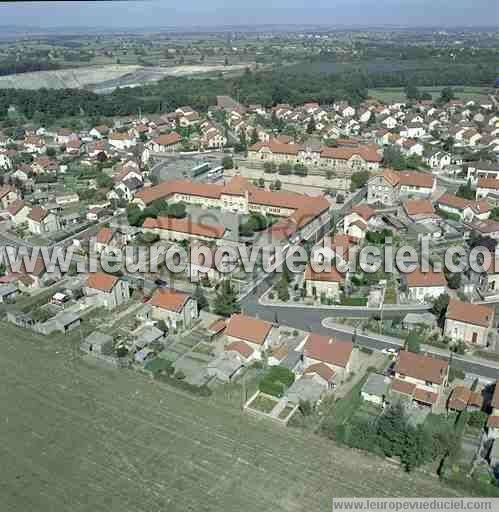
46, 146, 57, 158
431, 293, 449, 327
193, 284, 209, 311
222, 156, 234, 170
383, 146, 406, 170
275, 275, 290, 302
263, 161, 277, 173
167, 202, 187, 219
405, 84, 421, 101
405, 332, 421, 353
213, 279, 240, 317
376, 402, 408, 458
456, 180, 474, 200
439, 87, 455, 104
250, 128, 258, 146
446, 272, 461, 290
293, 163, 308, 176
350, 170, 370, 191
306, 117, 316, 134
96, 172, 114, 189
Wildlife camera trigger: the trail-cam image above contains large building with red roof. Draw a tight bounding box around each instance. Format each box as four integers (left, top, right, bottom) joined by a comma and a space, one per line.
247, 139, 382, 172
135, 175, 330, 244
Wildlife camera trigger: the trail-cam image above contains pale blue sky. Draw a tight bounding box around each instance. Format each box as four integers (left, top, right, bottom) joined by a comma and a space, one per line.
0, 0, 496, 29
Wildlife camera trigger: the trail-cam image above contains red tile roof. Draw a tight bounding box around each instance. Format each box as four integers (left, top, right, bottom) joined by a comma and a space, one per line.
321, 144, 382, 163
149, 288, 191, 313
248, 139, 302, 156
414, 388, 438, 405
144, 216, 226, 239
304, 264, 345, 283
403, 199, 435, 217
86, 272, 118, 292
153, 132, 182, 146
404, 267, 447, 288
225, 314, 273, 346
304, 362, 335, 382
398, 171, 434, 188
225, 340, 254, 359
436, 193, 489, 214
28, 206, 49, 223
6, 199, 26, 216
208, 319, 226, 334
304, 334, 353, 368
487, 415, 499, 428
96, 227, 114, 244
395, 350, 448, 385
351, 204, 376, 221
477, 177, 499, 190
448, 386, 471, 411
0, 185, 15, 200
446, 298, 494, 328
391, 378, 416, 396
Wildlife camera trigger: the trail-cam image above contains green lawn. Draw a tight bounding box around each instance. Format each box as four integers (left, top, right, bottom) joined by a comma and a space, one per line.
368, 86, 490, 103
249, 393, 278, 413
0, 322, 463, 511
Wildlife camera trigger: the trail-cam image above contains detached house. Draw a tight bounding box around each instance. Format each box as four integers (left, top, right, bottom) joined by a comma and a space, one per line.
27, 207, 60, 235
303, 333, 353, 386
476, 178, 499, 202
84, 272, 130, 309
149, 132, 182, 153
343, 204, 376, 240
6, 200, 30, 226
303, 264, 345, 301
224, 313, 274, 360
108, 132, 136, 150
391, 350, 449, 410
398, 171, 435, 198
436, 194, 490, 222
487, 382, 499, 439
149, 288, 198, 330
444, 298, 494, 348
0, 185, 19, 209
402, 199, 437, 223
404, 267, 447, 303
94, 227, 123, 254
448, 385, 483, 413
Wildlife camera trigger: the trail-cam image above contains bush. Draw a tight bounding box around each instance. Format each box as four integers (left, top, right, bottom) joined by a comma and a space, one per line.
293, 163, 308, 176
222, 156, 234, 169
448, 366, 465, 383
467, 411, 488, 429
359, 346, 373, 354
263, 161, 277, 173
258, 366, 295, 397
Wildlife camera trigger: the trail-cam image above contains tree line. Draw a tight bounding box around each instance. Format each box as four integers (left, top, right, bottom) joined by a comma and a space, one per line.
0, 62, 495, 125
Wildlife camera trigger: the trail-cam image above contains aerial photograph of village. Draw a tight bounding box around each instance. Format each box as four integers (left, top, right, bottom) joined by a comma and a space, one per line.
0, 0, 498, 510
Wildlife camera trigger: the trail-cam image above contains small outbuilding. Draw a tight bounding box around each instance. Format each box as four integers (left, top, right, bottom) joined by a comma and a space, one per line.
361, 373, 391, 406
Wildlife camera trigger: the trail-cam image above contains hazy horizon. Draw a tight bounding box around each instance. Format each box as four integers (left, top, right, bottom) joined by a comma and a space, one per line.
0, 0, 496, 30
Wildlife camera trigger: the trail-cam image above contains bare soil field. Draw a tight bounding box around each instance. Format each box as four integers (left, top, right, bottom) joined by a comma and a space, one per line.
0, 322, 462, 512
0, 63, 250, 91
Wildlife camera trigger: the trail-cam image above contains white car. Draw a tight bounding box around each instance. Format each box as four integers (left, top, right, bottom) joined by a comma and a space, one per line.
381, 347, 398, 356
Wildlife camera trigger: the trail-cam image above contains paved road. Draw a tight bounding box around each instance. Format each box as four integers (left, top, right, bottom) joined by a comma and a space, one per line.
321, 320, 499, 382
